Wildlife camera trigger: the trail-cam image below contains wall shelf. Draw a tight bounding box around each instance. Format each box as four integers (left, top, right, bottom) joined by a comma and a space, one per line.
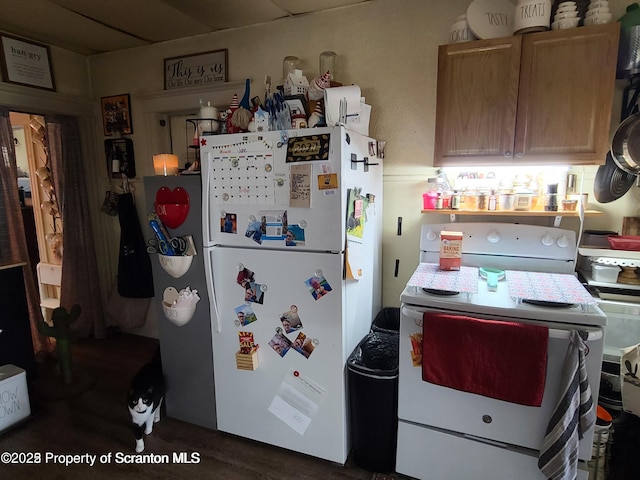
580, 269, 640, 291
578, 247, 640, 262
421, 209, 602, 227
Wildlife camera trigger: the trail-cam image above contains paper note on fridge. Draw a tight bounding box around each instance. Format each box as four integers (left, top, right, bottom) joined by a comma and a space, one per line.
268, 368, 326, 435
324, 85, 370, 135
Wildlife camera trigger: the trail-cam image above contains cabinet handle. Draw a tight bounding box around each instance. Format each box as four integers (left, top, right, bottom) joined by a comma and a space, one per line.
516, 151, 524, 158
504, 151, 512, 158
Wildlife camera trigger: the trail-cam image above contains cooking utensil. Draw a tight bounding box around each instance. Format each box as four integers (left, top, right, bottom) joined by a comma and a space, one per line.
611, 112, 640, 174
479, 267, 505, 291
594, 152, 636, 203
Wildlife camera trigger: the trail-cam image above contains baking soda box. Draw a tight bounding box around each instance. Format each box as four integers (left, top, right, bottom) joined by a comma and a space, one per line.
439, 231, 463, 271
0, 364, 31, 432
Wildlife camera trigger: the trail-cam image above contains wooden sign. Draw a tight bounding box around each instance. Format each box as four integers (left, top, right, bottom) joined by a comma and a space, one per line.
164, 49, 228, 90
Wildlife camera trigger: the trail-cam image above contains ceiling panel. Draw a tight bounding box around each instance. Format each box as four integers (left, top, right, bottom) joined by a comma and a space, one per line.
163, 0, 290, 30
0, 0, 147, 54
0, 0, 371, 55
272, 0, 368, 15
48, 0, 212, 42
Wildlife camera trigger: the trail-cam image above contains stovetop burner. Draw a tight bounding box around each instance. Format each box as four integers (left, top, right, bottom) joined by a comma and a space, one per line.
422, 288, 460, 296
522, 299, 576, 308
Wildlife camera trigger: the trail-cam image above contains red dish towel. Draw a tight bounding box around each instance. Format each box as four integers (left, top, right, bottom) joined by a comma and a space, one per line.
422, 312, 549, 406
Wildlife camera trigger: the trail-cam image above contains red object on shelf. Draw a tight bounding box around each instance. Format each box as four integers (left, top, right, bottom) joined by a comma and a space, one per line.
607, 235, 640, 251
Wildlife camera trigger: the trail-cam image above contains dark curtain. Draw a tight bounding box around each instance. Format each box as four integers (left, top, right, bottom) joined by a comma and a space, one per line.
0, 107, 54, 354
46, 114, 105, 339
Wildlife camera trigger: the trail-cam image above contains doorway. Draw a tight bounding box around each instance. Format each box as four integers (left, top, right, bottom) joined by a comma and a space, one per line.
10, 111, 63, 307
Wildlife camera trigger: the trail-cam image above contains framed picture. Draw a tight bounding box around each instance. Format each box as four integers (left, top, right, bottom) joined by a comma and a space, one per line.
0, 34, 55, 91
100, 94, 133, 136
164, 49, 228, 90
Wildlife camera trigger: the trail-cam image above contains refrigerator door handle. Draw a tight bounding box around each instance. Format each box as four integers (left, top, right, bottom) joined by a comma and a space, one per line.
201, 150, 212, 247
204, 249, 221, 332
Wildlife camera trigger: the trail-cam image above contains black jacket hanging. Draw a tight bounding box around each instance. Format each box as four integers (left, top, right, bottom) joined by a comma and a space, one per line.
117, 192, 154, 298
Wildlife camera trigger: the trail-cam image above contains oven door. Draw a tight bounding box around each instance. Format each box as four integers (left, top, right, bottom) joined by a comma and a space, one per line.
398, 304, 603, 460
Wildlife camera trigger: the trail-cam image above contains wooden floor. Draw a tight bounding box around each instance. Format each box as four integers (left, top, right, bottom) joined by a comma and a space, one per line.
2, 332, 404, 480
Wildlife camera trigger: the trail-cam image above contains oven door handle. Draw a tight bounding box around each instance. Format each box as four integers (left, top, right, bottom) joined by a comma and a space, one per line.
403, 307, 603, 341
548, 328, 602, 341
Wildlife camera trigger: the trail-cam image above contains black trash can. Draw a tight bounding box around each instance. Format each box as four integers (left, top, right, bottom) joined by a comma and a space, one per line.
347, 331, 399, 473
371, 307, 400, 335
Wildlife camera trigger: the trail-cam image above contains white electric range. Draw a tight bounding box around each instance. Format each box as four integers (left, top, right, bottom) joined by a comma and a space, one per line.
396, 223, 605, 480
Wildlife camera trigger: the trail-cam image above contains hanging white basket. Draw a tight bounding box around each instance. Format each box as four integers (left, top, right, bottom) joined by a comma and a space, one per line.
158, 254, 193, 278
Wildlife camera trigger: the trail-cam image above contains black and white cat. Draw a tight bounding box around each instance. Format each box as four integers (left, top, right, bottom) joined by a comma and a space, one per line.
127, 348, 165, 453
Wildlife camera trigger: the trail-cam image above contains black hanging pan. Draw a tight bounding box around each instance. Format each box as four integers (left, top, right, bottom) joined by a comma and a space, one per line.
594, 152, 636, 203
611, 112, 640, 175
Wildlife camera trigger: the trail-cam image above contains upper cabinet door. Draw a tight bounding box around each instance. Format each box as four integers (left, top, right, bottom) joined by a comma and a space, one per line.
434, 37, 522, 165
434, 23, 619, 167
515, 24, 619, 163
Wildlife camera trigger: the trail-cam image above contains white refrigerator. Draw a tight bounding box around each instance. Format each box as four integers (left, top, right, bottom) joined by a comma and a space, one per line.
200, 126, 383, 463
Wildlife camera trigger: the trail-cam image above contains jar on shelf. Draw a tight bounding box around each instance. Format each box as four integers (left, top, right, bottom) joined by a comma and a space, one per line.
477, 190, 488, 210
463, 190, 478, 210
498, 191, 515, 210
422, 178, 440, 210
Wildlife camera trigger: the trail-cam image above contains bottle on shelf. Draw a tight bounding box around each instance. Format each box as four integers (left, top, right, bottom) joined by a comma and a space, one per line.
488, 189, 497, 211
451, 190, 461, 210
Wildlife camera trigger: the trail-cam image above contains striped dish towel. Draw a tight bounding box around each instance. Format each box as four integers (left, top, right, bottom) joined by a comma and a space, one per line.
538, 330, 596, 480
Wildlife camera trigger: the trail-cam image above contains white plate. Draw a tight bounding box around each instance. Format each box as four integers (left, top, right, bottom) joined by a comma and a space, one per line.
466, 0, 516, 39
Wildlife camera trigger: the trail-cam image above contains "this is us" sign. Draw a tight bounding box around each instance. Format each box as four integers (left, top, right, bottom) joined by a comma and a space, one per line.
163, 49, 228, 90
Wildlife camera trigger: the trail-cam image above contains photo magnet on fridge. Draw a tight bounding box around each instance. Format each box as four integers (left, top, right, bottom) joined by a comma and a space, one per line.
280, 306, 302, 333
269, 333, 292, 358
306, 275, 332, 300
221, 213, 237, 234
237, 267, 255, 288
245, 219, 264, 244
234, 304, 258, 327
292, 332, 315, 359
245, 282, 264, 304
285, 225, 305, 246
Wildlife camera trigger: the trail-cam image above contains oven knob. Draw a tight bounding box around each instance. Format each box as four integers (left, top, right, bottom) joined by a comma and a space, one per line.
487, 230, 500, 244
426, 229, 438, 241
541, 233, 554, 246
557, 235, 569, 248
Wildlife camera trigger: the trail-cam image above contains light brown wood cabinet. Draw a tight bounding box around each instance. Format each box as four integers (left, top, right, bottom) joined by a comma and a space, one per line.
434, 23, 620, 166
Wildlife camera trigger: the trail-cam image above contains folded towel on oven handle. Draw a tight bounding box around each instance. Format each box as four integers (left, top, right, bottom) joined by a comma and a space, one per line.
538, 330, 596, 480
421, 312, 549, 407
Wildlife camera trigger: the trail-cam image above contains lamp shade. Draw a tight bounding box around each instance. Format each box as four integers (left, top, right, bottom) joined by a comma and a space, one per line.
153, 154, 179, 176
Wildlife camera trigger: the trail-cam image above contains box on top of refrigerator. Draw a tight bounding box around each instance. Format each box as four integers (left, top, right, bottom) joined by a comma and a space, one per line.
0, 364, 31, 431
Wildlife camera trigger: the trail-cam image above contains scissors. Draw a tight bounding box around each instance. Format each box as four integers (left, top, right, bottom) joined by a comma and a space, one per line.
147, 236, 188, 255
147, 238, 173, 255
169, 236, 188, 255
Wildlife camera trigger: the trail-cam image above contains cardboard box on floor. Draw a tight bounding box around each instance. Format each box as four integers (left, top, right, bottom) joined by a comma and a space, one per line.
0, 364, 31, 432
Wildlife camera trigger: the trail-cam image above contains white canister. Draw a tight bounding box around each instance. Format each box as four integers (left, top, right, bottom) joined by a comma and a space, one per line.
513, 0, 552, 34
450, 15, 477, 44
